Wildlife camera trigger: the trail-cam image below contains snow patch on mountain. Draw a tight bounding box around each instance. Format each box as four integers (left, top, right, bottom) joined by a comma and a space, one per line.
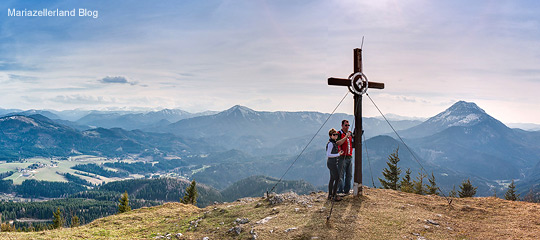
0, 116, 39, 126
427, 101, 486, 127
449, 114, 481, 126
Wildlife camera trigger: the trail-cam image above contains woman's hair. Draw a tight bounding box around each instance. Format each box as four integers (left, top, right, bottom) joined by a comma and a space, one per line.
328, 128, 337, 137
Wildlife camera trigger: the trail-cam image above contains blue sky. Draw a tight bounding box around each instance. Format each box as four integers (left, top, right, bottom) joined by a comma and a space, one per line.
1, 0, 539, 124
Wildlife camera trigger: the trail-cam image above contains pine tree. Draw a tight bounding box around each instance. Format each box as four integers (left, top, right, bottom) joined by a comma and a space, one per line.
412, 172, 427, 195
426, 172, 439, 195
448, 185, 458, 198
118, 191, 131, 213
71, 215, 80, 228
399, 168, 414, 193
181, 180, 198, 205
52, 208, 64, 229
458, 179, 477, 198
378, 148, 401, 190
504, 179, 519, 201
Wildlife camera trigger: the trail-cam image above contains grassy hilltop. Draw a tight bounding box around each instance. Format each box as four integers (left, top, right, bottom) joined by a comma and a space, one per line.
2, 187, 540, 239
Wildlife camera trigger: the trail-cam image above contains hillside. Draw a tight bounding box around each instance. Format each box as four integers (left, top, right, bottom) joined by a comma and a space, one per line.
220, 175, 316, 202
0, 114, 203, 160
3, 187, 540, 239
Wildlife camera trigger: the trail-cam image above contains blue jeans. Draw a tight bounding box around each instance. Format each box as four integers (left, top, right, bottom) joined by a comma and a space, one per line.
338, 156, 352, 194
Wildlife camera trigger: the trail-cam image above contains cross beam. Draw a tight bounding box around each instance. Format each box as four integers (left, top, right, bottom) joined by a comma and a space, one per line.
327, 48, 385, 197
328, 78, 385, 89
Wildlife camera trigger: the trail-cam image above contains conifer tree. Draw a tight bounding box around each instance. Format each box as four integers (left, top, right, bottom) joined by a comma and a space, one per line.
399, 168, 414, 193
449, 185, 458, 198
412, 172, 427, 195
379, 148, 401, 190
118, 191, 131, 213
52, 208, 64, 229
71, 215, 80, 228
504, 179, 519, 201
181, 180, 198, 205
426, 172, 439, 195
458, 179, 477, 198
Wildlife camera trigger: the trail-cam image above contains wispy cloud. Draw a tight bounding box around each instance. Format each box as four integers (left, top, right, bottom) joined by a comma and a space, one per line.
50, 94, 117, 105
8, 74, 38, 83
0, 60, 38, 71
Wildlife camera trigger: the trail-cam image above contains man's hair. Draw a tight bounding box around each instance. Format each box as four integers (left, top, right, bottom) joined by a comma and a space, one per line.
342, 120, 349, 126
328, 128, 337, 137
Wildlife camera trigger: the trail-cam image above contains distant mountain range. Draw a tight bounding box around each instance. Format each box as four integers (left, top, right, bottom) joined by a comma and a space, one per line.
0, 114, 205, 160
172, 101, 540, 196
0, 108, 217, 131
507, 123, 540, 131
76, 109, 217, 130
1, 101, 540, 197
150, 105, 421, 155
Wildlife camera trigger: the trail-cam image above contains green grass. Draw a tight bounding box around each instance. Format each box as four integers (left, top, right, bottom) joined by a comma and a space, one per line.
1, 156, 119, 184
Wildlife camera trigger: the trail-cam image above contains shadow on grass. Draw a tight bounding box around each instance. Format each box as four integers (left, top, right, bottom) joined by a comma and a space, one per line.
292, 192, 366, 239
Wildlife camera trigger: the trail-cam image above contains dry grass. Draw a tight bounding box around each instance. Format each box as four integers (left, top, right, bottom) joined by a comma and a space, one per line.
0, 203, 201, 240
2, 187, 540, 239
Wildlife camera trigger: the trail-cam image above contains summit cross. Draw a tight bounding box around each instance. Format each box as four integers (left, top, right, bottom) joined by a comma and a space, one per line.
327, 48, 385, 196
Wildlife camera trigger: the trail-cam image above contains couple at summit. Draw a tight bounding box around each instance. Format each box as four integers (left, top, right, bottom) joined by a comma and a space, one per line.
326, 120, 354, 201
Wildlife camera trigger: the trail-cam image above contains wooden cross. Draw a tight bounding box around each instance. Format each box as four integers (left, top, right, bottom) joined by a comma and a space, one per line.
327, 48, 385, 196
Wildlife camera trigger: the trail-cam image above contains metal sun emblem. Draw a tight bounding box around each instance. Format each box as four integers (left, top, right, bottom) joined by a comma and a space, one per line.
348, 72, 369, 95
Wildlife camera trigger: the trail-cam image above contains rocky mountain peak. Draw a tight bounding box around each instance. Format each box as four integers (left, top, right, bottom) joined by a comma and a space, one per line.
221, 105, 257, 117
447, 101, 485, 114
428, 101, 488, 127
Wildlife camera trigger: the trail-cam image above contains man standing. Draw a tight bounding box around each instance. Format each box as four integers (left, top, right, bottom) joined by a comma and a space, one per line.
336, 120, 353, 195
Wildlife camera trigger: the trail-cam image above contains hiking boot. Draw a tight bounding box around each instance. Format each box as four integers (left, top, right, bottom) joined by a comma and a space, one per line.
333, 196, 342, 201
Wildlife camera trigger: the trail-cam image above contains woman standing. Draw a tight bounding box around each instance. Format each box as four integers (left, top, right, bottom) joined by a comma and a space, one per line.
326, 128, 344, 201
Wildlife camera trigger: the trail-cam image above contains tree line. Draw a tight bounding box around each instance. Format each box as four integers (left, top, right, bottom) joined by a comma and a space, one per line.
1, 179, 86, 198
71, 163, 129, 178
379, 148, 520, 200
0, 194, 160, 231
0, 179, 200, 232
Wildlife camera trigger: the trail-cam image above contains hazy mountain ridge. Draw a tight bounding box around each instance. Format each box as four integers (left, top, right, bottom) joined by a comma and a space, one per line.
508, 122, 540, 131
154, 105, 421, 155
75, 109, 214, 130
0, 114, 203, 160
0, 108, 217, 131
